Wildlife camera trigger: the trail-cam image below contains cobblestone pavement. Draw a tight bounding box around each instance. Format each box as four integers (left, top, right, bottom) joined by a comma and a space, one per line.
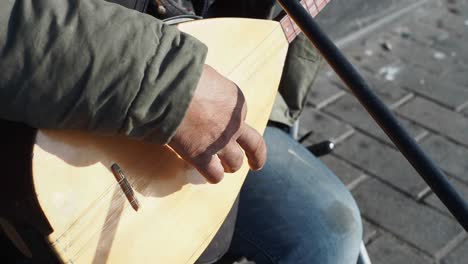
300, 0, 468, 262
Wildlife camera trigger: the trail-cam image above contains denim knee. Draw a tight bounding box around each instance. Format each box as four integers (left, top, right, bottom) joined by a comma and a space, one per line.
233, 127, 364, 263
310, 188, 363, 264
283, 192, 362, 264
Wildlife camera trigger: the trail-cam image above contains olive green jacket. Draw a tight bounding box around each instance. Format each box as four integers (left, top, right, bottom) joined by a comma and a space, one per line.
0, 0, 207, 144
0, 0, 322, 145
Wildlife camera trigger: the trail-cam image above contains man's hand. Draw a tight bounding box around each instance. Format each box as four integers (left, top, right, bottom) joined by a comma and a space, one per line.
168, 65, 267, 183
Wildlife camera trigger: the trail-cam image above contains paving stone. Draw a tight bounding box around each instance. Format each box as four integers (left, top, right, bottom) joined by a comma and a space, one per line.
420, 134, 468, 183
432, 29, 468, 51
346, 50, 400, 75
330, 68, 410, 107
335, 133, 428, 198
417, 8, 467, 38
447, 0, 468, 11
320, 154, 366, 188
343, 32, 395, 58
442, 64, 468, 88
367, 234, 433, 264
341, 33, 408, 74
381, 37, 453, 74
397, 97, 468, 146
445, 0, 468, 14
371, 61, 406, 83
360, 72, 412, 106
390, 19, 451, 46
298, 108, 354, 145
414, 1, 446, 25
390, 66, 468, 110
413, 0, 448, 22
434, 10, 468, 37
306, 73, 345, 108
318, 0, 468, 261
432, 34, 468, 65
325, 84, 406, 113
447, 0, 468, 13
362, 219, 379, 244
372, 117, 428, 144
442, 238, 468, 264
462, 106, 468, 117
424, 177, 468, 218
324, 95, 427, 145
353, 178, 463, 256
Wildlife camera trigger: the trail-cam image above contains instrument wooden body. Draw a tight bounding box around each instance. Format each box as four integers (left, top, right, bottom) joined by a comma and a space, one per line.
30, 18, 289, 263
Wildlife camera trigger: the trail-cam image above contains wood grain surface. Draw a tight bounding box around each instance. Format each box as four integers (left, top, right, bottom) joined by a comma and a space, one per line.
32, 18, 289, 264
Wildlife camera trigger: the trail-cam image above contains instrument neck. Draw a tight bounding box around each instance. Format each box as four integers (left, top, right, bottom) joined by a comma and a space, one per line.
280, 0, 330, 43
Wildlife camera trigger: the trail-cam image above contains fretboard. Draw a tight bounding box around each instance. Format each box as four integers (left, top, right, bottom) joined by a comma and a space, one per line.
280, 0, 331, 43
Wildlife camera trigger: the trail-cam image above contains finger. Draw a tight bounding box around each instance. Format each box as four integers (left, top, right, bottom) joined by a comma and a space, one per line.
217, 141, 244, 173
241, 93, 247, 121
237, 125, 267, 171
193, 154, 225, 184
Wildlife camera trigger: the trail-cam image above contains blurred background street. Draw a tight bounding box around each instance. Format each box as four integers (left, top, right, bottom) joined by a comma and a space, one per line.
302, 0, 468, 262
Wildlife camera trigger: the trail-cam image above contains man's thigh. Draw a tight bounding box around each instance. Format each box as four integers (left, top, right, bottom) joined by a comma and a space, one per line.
226, 126, 362, 264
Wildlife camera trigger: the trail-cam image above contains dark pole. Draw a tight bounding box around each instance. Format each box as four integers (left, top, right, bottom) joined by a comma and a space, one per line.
277, 0, 468, 231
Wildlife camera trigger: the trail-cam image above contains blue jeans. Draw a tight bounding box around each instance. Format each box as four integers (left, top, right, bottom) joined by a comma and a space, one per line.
225, 126, 362, 264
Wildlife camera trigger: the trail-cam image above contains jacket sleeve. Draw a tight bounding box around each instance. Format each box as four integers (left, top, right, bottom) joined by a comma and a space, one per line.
0, 0, 207, 144
271, 33, 323, 126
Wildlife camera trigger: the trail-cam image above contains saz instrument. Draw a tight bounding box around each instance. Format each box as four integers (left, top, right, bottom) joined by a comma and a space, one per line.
0, 1, 330, 263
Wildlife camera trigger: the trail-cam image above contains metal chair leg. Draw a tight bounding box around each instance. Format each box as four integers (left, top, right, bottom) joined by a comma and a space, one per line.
291, 120, 300, 140
357, 242, 372, 264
